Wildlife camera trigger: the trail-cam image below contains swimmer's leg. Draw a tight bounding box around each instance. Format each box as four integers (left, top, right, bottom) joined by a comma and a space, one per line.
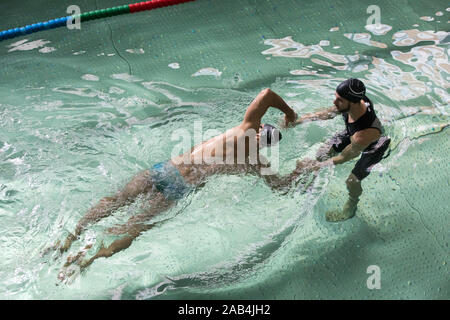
60, 170, 153, 253
106, 192, 173, 235
326, 173, 362, 222
78, 193, 174, 269
78, 223, 153, 270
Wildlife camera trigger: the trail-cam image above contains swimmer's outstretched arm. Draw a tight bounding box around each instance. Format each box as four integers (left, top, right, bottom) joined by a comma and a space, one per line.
258, 159, 330, 191
242, 89, 297, 129
294, 106, 339, 125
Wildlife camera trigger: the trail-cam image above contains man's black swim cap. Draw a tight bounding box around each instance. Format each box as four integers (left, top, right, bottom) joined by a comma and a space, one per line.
336, 78, 366, 103
260, 123, 282, 147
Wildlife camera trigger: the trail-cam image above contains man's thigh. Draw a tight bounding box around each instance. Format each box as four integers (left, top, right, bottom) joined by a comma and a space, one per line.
352, 136, 391, 180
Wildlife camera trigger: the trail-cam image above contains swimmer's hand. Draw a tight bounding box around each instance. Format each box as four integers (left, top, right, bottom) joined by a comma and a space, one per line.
280, 111, 298, 128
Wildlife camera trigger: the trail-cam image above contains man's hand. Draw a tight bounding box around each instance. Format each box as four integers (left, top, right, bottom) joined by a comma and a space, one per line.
295, 158, 333, 173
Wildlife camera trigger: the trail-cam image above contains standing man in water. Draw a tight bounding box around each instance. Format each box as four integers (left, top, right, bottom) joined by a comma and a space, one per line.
295, 78, 391, 222
58, 88, 305, 276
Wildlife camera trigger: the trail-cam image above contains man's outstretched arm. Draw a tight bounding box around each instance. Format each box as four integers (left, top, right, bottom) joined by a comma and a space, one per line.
294, 106, 339, 125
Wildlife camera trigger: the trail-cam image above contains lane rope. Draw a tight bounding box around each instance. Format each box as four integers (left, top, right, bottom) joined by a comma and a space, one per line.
0, 0, 195, 42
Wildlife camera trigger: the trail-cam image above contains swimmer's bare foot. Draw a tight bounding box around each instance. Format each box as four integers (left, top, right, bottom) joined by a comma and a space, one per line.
63, 243, 93, 268
57, 243, 94, 283
326, 200, 357, 222
57, 264, 81, 284
78, 242, 110, 270
60, 233, 78, 253
79, 257, 95, 270
40, 240, 62, 257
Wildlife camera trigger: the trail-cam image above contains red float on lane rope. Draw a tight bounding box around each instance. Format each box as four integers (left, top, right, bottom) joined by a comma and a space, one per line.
129, 0, 193, 13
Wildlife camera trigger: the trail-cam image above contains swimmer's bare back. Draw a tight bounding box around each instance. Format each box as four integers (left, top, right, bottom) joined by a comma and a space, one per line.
171, 88, 298, 184
171, 128, 266, 184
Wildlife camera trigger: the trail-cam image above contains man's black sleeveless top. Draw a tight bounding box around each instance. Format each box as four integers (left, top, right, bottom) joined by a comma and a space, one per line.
342, 96, 384, 137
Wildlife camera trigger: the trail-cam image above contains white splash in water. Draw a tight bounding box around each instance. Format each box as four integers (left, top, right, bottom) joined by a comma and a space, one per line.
262, 36, 347, 64
125, 48, 145, 54
7, 157, 24, 165
9, 39, 28, 47
168, 63, 180, 69
52, 87, 100, 98
73, 50, 86, 55
109, 86, 125, 94
365, 23, 392, 35
290, 69, 331, 77
81, 74, 99, 81
34, 100, 64, 111
8, 39, 51, 52
111, 73, 143, 82
262, 36, 371, 72
0, 142, 11, 153
192, 68, 222, 77
98, 163, 108, 177
344, 33, 387, 48
39, 47, 56, 53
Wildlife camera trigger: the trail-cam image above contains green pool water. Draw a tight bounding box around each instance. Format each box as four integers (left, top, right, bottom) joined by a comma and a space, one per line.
0, 0, 448, 299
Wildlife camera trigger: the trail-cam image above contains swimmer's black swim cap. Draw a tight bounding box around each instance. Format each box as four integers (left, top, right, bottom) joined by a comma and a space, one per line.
336, 78, 366, 103
260, 123, 282, 147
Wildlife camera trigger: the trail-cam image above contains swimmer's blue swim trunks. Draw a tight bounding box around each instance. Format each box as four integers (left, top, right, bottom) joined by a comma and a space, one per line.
150, 161, 193, 201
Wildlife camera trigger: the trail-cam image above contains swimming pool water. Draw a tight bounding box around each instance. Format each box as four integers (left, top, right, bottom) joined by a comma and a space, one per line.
0, 0, 448, 299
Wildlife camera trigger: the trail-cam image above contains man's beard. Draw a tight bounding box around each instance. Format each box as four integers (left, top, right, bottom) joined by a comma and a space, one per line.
337, 104, 350, 113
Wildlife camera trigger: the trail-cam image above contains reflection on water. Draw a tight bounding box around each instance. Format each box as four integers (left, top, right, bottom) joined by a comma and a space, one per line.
344, 32, 388, 48
364, 23, 392, 35
7, 39, 52, 52
0, 0, 448, 300
392, 29, 447, 46
262, 27, 449, 105
192, 67, 222, 77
